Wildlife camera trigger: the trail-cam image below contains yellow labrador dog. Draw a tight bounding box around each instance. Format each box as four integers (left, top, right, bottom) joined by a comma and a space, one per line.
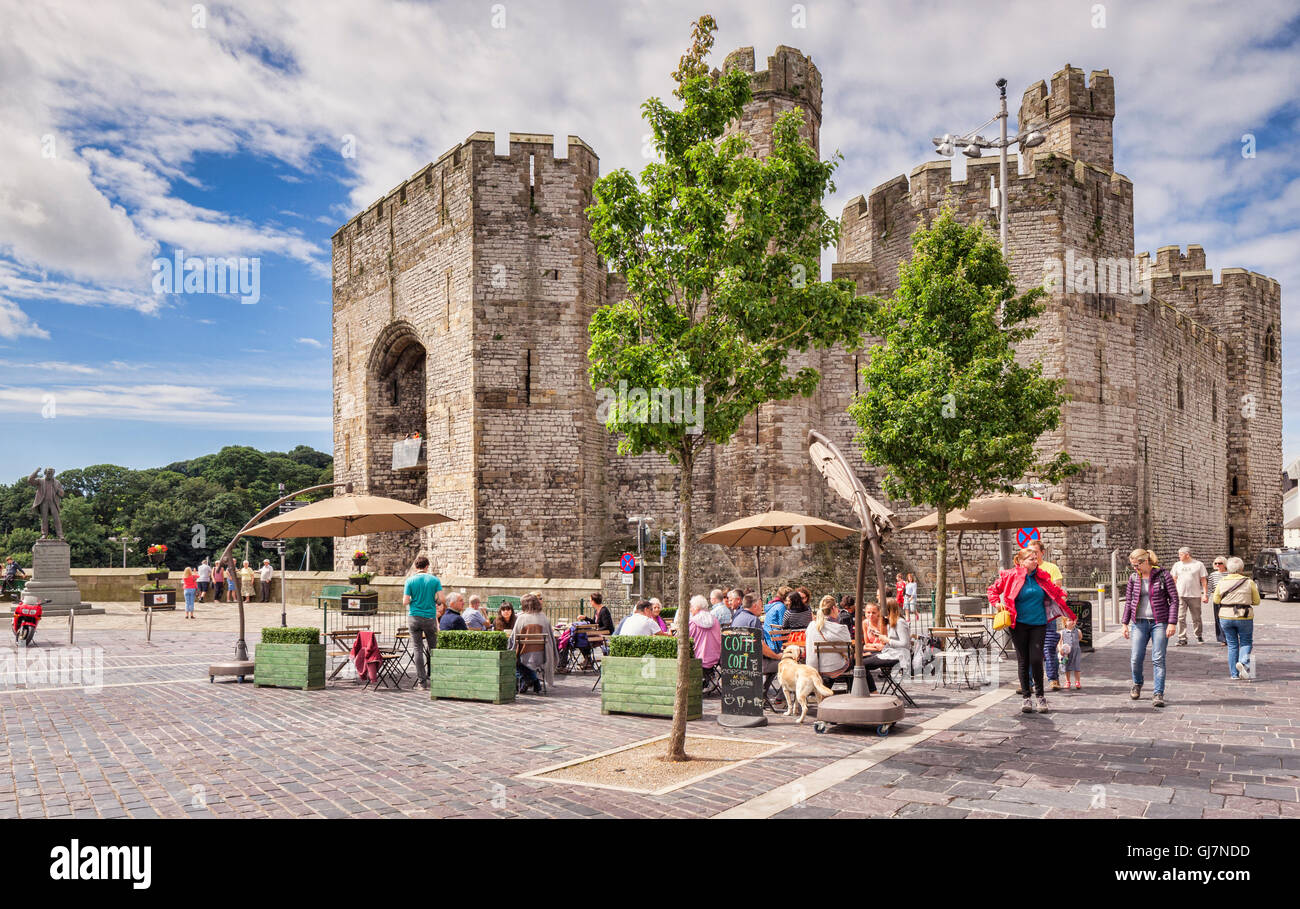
777, 644, 834, 723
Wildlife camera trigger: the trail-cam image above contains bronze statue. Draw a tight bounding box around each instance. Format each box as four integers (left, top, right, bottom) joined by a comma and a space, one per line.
28, 467, 64, 539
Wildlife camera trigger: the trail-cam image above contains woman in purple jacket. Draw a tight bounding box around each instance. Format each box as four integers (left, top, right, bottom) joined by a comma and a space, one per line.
1122, 549, 1179, 708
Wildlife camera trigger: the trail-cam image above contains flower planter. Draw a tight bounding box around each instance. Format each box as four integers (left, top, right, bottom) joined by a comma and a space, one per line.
428, 649, 516, 704
145, 570, 170, 582
254, 642, 326, 691
347, 574, 372, 587
340, 591, 378, 615
140, 589, 176, 610
600, 655, 702, 719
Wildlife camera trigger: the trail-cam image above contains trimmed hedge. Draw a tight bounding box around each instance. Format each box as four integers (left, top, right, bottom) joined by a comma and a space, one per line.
609, 635, 693, 660
437, 630, 509, 651
261, 627, 321, 645
659, 607, 678, 619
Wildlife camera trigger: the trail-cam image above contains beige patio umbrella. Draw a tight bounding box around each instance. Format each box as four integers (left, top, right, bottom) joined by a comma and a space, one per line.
242, 494, 454, 538
698, 509, 858, 601
901, 494, 1103, 594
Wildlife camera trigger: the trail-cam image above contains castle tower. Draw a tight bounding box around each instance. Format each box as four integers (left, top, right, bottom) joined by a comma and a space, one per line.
1018, 65, 1115, 173
714, 46, 827, 579
332, 131, 607, 578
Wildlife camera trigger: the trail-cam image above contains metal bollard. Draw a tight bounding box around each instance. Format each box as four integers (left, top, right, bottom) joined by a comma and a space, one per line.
1096, 586, 1106, 634
145, 606, 153, 642
68, 607, 74, 645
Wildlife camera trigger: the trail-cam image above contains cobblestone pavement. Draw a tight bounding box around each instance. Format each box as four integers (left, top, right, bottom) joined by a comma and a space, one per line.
0, 600, 1294, 818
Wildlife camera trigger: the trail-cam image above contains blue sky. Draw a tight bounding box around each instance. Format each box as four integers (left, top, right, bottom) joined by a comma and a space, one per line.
0, 0, 1296, 481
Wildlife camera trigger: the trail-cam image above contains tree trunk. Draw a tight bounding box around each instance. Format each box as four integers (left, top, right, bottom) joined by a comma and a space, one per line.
935, 508, 948, 626
667, 448, 694, 762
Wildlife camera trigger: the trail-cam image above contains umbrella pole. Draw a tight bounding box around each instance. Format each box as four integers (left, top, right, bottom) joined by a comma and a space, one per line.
851, 530, 868, 691
958, 530, 967, 596
755, 547, 763, 603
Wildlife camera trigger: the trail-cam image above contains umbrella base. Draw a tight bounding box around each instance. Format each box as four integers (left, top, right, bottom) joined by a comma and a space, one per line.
717, 713, 768, 728
209, 660, 255, 683
816, 693, 905, 728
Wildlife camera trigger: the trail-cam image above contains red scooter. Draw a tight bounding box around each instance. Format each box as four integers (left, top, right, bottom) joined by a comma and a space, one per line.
12, 595, 43, 647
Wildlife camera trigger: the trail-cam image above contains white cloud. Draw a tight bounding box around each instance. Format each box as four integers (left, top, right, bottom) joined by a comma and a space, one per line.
0, 297, 49, 340
296, 337, 323, 348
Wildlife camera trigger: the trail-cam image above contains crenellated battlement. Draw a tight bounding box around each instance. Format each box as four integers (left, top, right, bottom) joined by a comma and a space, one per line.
722, 44, 822, 123
1147, 245, 1281, 297
1019, 65, 1115, 172
333, 131, 598, 243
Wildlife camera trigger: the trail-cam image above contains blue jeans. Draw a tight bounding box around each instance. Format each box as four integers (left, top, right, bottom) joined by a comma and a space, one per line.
1129, 619, 1166, 694
1043, 628, 1060, 681
184, 588, 196, 612
1220, 618, 1253, 677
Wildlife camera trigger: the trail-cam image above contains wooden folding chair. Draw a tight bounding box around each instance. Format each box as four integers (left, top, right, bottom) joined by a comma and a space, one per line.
515, 632, 548, 695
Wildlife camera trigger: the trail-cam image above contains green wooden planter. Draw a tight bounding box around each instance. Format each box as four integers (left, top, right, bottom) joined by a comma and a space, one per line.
428, 649, 516, 704
254, 642, 326, 690
601, 655, 702, 719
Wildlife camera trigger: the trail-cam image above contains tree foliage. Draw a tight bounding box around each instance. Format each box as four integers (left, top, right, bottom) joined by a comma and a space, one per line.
0, 446, 333, 570
586, 16, 874, 759
848, 208, 1081, 619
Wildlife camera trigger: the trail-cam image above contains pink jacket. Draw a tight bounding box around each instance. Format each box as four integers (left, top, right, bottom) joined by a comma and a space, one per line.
350, 631, 382, 683
689, 611, 722, 669
987, 566, 1075, 628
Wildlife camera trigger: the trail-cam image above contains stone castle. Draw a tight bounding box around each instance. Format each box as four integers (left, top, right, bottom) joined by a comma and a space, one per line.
331, 46, 1283, 590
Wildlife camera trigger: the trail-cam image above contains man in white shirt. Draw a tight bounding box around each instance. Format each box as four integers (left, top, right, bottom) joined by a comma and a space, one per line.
462, 595, 488, 630
259, 559, 274, 602
617, 600, 665, 636
196, 557, 213, 602
1170, 547, 1208, 645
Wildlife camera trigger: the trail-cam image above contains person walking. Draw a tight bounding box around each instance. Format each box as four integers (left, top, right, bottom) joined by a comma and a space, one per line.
238, 560, 255, 603
258, 559, 274, 603
987, 547, 1075, 714
401, 555, 442, 690
182, 566, 198, 619
196, 557, 212, 603
1170, 547, 1208, 645
903, 573, 918, 622
1213, 557, 1260, 681
1207, 557, 1228, 645
1122, 549, 1179, 707
1028, 540, 1064, 691
212, 560, 225, 604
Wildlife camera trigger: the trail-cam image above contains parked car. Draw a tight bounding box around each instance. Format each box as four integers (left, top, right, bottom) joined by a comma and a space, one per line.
1253, 548, 1300, 602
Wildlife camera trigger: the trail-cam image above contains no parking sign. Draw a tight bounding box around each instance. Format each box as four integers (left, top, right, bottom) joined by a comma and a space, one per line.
1016, 527, 1040, 548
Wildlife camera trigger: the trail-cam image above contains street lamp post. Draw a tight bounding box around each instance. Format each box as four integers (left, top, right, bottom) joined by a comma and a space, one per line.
107, 535, 139, 569
932, 78, 1046, 569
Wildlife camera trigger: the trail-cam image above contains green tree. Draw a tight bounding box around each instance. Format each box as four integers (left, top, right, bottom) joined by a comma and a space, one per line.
586, 16, 873, 760
848, 209, 1080, 623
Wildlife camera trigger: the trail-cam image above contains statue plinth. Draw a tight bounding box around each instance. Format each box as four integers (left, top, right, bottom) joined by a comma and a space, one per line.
23, 539, 86, 608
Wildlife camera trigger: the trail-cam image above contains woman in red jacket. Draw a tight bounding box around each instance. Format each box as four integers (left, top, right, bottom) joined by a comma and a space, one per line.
988, 548, 1076, 715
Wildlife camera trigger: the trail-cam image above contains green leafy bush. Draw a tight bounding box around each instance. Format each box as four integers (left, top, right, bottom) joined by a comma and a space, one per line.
609, 635, 693, 659
659, 607, 678, 619
261, 627, 321, 645
437, 630, 508, 651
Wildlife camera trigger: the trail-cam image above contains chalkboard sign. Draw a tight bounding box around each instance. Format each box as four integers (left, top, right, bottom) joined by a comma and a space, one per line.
719, 627, 764, 718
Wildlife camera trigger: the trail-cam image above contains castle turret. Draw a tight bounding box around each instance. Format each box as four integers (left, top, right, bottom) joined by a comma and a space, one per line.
722, 45, 822, 157
1019, 65, 1115, 173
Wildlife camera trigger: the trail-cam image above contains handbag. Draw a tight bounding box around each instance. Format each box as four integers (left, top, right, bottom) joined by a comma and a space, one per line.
992, 609, 1011, 631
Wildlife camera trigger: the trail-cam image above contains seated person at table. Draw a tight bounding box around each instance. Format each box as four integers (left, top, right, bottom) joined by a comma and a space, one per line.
780, 591, 812, 635
438, 592, 468, 631
878, 600, 912, 665
649, 598, 670, 633
617, 600, 665, 636
688, 595, 722, 669
509, 593, 558, 693
493, 601, 517, 631
591, 593, 615, 635
805, 596, 851, 676
462, 595, 488, 630
730, 593, 762, 630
